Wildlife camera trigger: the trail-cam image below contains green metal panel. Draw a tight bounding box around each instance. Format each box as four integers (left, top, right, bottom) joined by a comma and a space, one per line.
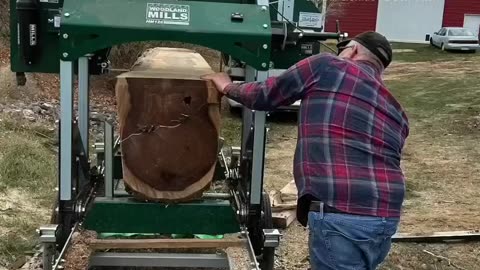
60, 0, 272, 70
9, 0, 63, 73
83, 197, 240, 234
267, 0, 325, 69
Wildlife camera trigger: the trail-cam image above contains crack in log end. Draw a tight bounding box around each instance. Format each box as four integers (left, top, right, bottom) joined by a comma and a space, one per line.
184, 96, 192, 106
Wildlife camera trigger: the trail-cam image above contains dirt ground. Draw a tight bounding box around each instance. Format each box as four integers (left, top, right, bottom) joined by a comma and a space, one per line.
2, 38, 480, 269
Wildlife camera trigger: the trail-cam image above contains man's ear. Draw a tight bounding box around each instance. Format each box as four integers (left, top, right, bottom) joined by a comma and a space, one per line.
350, 44, 360, 57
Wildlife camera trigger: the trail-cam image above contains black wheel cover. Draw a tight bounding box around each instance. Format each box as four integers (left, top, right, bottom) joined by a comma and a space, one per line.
249, 191, 275, 270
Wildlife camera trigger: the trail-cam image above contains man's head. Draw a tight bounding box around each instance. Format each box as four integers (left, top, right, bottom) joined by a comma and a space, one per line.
336, 31, 392, 72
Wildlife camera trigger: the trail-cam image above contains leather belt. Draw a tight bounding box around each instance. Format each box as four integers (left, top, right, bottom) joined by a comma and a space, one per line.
309, 201, 346, 214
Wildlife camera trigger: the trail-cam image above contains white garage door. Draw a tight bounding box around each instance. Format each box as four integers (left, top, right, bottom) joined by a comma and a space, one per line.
464, 15, 480, 38
376, 0, 446, 43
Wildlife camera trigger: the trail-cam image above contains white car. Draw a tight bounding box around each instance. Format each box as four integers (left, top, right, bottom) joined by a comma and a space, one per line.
430, 27, 479, 52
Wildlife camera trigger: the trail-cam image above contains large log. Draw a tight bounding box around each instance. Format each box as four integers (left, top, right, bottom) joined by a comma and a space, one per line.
115, 47, 221, 202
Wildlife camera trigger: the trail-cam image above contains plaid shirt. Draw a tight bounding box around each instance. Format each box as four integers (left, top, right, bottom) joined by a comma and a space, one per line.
225, 53, 409, 225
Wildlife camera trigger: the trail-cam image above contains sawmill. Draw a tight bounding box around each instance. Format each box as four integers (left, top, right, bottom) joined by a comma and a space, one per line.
9, 0, 347, 268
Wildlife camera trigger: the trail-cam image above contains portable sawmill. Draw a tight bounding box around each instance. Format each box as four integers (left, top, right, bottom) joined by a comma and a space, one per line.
9, 0, 347, 268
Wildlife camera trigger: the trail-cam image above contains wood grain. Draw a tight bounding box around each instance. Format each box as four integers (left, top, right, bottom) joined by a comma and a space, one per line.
115, 47, 220, 202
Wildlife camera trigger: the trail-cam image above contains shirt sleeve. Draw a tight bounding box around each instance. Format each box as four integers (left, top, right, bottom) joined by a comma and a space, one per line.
224, 56, 318, 111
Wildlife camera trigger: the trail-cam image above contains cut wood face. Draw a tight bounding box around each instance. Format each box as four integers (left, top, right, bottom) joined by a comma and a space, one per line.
115, 47, 221, 201
121, 78, 218, 191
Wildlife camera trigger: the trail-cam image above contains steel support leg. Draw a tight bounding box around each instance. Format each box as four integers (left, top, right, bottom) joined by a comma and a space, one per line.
241, 66, 256, 158
240, 66, 267, 206
90, 253, 231, 268
60, 60, 74, 201
78, 57, 90, 187
104, 121, 114, 198
249, 69, 268, 206
250, 110, 266, 205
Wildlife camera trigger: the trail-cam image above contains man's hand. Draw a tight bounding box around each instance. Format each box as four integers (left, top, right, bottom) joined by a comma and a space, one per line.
202, 73, 232, 94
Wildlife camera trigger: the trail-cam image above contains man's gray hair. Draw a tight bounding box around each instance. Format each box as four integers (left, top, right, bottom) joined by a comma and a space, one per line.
348, 40, 385, 72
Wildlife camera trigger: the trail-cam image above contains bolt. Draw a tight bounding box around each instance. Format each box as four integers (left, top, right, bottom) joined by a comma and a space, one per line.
62, 52, 69, 58
261, 6, 267, 11
261, 62, 267, 68
64, 13, 70, 17
262, 44, 268, 49
62, 33, 68, 39
263, 24, 268, 29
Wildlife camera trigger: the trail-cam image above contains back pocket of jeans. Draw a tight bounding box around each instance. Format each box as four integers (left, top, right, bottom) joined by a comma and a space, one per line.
321, 229, 373, 268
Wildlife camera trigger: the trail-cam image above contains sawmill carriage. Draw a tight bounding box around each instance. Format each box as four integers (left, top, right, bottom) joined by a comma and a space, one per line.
9, 0, 347, 268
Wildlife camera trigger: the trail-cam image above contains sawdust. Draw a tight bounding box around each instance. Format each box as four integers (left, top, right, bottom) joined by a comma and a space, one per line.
225, 247, 250, 270
62, 230, 97, 270
264, 131, 297, 193
397, 132, 480, 233
0, 189, 49, 234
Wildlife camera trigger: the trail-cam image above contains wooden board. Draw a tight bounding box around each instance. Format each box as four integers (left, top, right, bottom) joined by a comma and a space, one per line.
392, 230, 480, 243
270, 180, 298, 210
115, 47, 221, 202
272, 210, 296, 229
270, 180, 298, 228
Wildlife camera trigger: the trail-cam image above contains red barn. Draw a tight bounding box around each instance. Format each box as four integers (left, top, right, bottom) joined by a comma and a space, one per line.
443, 1, 480, 37
324, 0, 480, 43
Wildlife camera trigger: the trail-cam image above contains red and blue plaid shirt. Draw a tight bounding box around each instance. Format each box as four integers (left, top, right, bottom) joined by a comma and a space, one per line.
225, 53, 409, 225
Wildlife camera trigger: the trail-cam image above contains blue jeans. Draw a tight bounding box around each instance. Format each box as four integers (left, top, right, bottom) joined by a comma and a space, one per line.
307, 208, 399, 270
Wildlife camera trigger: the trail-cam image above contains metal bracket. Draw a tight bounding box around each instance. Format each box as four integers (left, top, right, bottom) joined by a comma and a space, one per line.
263, 229, 281, 248
38, 224, 58, 243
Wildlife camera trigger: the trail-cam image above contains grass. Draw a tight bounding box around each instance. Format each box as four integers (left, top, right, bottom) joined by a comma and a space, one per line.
386, 72, 480, 136
391, 42, 479, 63
0, 116, 56, 267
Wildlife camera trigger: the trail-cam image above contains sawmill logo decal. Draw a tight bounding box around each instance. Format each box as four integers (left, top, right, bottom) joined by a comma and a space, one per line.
146, 3, 190, 25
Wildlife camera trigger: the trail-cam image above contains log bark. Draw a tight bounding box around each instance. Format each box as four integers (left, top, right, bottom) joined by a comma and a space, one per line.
115, 47, 221, 202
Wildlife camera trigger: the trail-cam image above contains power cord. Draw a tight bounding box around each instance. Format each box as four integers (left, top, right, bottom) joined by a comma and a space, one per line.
268, 3, 304, 33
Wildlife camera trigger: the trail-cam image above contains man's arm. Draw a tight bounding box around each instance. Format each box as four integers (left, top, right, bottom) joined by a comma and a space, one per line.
204, 56, 318, 111
225, 58, 316, 111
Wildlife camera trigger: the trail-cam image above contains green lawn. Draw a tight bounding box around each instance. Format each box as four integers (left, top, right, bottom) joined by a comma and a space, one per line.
0, 118, 56, 267
391, 42, 479, 62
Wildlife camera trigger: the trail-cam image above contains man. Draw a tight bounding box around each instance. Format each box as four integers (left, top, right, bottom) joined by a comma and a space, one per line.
203, 31, 409, 269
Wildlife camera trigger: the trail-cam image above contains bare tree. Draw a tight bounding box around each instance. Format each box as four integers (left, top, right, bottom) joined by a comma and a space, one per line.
312, 0, 347, 17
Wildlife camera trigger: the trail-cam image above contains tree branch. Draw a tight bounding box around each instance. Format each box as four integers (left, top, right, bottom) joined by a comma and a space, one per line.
422, 250, 466, 270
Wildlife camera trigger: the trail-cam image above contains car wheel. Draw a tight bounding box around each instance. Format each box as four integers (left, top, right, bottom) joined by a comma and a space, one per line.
430, 38, 434, 46
441, 43, 446, 51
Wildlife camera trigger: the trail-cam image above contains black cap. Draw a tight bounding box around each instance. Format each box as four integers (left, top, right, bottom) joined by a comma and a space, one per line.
337, 31, 393, 68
